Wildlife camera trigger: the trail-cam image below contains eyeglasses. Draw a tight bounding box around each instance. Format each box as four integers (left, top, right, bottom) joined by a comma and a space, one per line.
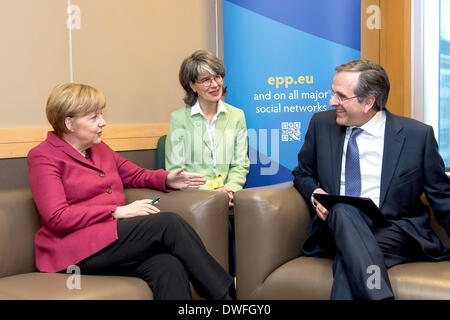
328, 90, 359, 104
196, 75, 224, 88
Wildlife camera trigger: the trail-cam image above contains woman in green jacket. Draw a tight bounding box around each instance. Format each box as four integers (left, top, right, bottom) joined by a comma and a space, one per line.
166, 50, 249, 208
166, 50, 249, 285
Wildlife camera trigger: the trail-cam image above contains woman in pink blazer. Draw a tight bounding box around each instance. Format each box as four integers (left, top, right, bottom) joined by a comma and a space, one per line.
27, 83, 232, 300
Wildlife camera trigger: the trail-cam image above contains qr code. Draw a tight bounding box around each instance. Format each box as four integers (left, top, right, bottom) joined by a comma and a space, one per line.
281, 122, 301, 142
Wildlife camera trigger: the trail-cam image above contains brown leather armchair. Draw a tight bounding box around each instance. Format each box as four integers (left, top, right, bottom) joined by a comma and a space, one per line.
0, 187, 229, 299
234, 182, 450, 300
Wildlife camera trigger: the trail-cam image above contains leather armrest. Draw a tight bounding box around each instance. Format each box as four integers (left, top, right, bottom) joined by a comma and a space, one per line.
124, 188, 229, 270
233, 182, 312, 299
0, 188, 40, 277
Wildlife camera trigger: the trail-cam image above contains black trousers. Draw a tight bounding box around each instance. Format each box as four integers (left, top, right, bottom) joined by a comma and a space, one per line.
316, 204, 414, 300
77, 212, 233, 300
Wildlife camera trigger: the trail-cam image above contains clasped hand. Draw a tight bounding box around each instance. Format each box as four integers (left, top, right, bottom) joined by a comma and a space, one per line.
216, 187, 234, 207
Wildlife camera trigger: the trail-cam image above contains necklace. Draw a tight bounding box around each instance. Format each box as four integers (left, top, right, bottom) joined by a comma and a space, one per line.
80, 149, 90, 159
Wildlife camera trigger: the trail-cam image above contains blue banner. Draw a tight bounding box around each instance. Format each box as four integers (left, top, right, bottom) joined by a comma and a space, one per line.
223, 0, 361, 187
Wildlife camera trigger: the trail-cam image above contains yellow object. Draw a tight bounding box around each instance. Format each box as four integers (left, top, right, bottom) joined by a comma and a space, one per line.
207, 175, 224, 189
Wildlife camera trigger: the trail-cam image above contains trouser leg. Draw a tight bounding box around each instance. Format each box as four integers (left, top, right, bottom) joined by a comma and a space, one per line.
326, 204, 394, 300
330, 254, 354, 300
77, 212, 232, 300
155, 212, 232, 299
373, 224, 412, 268
134, 253, 191, 300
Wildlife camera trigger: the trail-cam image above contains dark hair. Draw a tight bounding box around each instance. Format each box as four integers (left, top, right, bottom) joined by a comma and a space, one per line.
335, 60, 390, 111
179, 50, 227, 106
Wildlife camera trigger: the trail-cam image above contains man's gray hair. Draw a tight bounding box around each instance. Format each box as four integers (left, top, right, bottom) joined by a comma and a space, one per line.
336, 60, 390, 111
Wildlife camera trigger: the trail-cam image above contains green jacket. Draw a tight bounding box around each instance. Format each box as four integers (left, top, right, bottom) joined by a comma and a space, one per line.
165, 102, 249, 192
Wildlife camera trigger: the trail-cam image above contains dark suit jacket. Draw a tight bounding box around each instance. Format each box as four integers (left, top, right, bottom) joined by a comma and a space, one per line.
292, 109, 450, 260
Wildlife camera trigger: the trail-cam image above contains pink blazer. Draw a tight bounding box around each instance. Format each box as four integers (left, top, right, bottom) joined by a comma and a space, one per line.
27, 132, 170, 272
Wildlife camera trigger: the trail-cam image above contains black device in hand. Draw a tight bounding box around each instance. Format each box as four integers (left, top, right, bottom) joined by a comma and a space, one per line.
313, 193, 390, 228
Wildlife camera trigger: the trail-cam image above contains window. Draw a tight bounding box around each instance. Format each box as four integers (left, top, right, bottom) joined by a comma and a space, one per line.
439, 0, 450, 168
422, 0, 450, 169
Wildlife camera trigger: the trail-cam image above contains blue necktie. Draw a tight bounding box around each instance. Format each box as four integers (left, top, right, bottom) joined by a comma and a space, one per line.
345, 127, 364, 197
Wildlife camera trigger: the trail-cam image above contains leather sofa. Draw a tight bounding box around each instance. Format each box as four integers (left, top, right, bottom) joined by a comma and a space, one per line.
234, 182, 450, 300
0, 187, 229, 299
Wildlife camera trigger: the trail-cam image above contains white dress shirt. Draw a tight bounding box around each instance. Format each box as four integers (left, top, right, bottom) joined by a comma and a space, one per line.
190, 99, 228, 176
339, 110, 386, 207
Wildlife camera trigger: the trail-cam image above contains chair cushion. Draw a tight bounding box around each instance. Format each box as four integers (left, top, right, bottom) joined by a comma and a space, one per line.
260, 257, 333, 300
0, 272, 152, 300
259, 256, 450, 300
388, 261, 450, 300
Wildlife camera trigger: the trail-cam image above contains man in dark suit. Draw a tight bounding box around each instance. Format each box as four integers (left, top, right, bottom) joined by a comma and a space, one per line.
292, 60, 450, 300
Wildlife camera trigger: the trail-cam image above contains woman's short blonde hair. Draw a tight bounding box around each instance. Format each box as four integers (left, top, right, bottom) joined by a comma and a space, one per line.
179, 50, 227, 106
46, 83, 106, 136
